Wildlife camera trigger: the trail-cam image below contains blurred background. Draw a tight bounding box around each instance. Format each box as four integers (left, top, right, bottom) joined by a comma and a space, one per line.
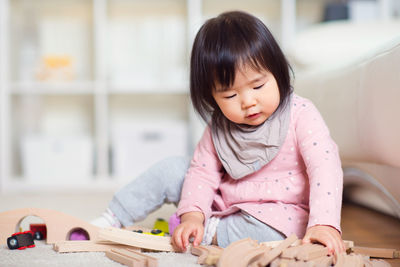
0, 0, 399, 224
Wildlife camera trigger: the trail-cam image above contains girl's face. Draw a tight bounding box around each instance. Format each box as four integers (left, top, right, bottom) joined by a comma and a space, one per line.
212, 65, 280, 126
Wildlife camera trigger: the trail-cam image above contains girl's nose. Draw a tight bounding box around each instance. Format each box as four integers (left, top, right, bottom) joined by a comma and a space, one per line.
241, 93, 257, 109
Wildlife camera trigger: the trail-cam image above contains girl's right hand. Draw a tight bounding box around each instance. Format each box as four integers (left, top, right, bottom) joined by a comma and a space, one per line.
171, 211, 204, 252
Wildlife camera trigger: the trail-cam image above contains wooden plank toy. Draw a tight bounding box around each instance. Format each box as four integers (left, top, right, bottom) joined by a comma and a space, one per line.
98, 227, 175, 252
53, 240, 139, 253
350, 246, 400, 259
105, 248, 158, 267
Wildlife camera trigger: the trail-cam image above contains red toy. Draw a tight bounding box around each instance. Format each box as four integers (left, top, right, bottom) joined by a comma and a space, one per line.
7, 231, 35, 250
30, 223, 47, 240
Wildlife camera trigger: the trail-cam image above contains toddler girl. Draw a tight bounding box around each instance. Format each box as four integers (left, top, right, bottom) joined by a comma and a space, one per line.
93, 11, 345, 255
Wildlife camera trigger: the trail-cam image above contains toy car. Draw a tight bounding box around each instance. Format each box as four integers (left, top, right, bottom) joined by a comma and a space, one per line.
7, 231, 35, 250
132, 229, 165, 236
30, 223, 47, 240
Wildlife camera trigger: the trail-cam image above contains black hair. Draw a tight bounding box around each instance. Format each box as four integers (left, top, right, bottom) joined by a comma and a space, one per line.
190, 11, 293, 126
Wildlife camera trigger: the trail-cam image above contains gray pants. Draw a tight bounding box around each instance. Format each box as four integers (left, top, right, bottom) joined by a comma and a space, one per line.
109, 156, 285, 247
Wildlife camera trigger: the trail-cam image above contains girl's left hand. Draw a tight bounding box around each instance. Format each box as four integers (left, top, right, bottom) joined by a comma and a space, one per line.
302, 225, 346, 255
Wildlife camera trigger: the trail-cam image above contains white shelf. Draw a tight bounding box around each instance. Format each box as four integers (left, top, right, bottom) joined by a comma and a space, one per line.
10, 81, 97, 94
109, 85, 189, 95
0, 0, 304, 193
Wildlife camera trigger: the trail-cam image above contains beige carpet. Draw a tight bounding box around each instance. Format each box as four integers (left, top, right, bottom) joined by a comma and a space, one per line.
0, 241, 201, 267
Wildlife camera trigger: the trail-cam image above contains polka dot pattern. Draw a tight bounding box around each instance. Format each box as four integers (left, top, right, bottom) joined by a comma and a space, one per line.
177, 94, 343, 240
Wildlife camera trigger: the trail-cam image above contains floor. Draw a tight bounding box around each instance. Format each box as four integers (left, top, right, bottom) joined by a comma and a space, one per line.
0, 192, 399, 265
341, 202, 400, 266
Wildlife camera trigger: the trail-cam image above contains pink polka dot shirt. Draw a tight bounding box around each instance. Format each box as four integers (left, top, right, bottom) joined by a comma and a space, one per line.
177, 95, 343, 238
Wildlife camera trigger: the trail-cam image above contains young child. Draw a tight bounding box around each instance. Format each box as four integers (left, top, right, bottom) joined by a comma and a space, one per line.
93, 11, 345, 255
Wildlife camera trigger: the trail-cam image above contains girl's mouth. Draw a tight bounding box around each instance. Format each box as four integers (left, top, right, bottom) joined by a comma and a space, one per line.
247, 112, 261, 119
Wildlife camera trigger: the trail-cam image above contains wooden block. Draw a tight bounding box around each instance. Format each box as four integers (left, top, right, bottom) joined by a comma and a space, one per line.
351, 246, 400, 259
262, 239, 302, 248
334, 252, 346, 267
366, 259, 392, 267
0, 208, 100, 245
281, 243, 314, 259
106, 250, 145, 267
269, 258, 281, 267
344, 240, 354, 249
251, 234, 298, 267
191, 245, 223, 265
296, 243, 329, 261
111, 248, 158, 267
311, 255, 333, 266
53, 240, 139, 253
98, 227, 175, 252
263, 239, 353, 250
217, 238, 266, 267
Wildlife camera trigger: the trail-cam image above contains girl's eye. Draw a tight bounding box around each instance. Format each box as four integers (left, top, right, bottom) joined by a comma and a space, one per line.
224, 94, 237, 99
254, 84, 264, 90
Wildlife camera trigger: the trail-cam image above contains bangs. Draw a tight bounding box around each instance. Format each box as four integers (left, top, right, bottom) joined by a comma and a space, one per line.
202, 13, 271, 92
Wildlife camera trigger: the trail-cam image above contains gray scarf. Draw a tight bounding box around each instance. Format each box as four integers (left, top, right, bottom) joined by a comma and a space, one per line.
211, 95, 292, 179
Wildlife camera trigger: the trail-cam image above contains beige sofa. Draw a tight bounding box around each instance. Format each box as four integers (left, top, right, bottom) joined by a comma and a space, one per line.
290, 20, 400, 218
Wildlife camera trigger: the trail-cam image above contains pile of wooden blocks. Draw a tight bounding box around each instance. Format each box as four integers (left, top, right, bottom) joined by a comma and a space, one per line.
52, 227, 398, 267
190, 234, 398, 267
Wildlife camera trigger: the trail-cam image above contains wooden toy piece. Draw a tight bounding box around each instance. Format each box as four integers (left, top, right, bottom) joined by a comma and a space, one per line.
191, 245, 223, 265
334, 253, 364, 267
312, 255, 334, 266
281, 243, 314, 259
98, 227, 175, 252
106, 250, 145, 267
250, 234, 298, 267
0, 208, 100, 245
53, 240, 139, 253
105, 248, 158, 267
261, 238, 302, 248
217, 238, 267, 267
364, 258, 392, 267
296, 243, 329, 261
344, 240, 354, 249
262, 239, 354, 250
350, 246, 400, 259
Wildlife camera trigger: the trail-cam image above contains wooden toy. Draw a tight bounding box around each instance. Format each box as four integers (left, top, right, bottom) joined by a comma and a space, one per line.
98, 227, 175, 252
350, 246, 400, 259
105, 248, 158, 267
217, 238, 268, 267
0, 208, 100, 245
335, 252, 365, 267
251, 234, 299, 267
189, 234, 393, 267
191, 245, 224, 265
53, 240, 139, 253
284, 243, 329, 261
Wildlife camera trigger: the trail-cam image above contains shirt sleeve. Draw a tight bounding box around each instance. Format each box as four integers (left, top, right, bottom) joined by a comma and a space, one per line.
295, 98, 343, 234
176, 126, 224, 222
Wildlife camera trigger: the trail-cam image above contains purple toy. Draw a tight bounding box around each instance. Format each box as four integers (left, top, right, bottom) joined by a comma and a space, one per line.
69, 229, 89, 240
168, 213, 181, 235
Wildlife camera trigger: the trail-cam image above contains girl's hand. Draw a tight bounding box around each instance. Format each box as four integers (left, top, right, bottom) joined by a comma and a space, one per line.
302, 225, 346, 255
172, 211, 204, 252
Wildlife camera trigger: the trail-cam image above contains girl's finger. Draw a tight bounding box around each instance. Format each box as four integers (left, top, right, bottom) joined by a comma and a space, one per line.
173, 228, 183, 251
193, 227, 203, 246
181, 228, 193, 250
